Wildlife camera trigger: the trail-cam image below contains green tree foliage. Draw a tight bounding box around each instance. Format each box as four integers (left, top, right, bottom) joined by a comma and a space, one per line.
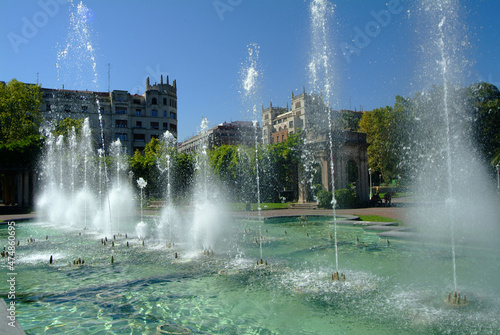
358, 105, 402, 182
130, 138, 163, 196
53, 118, 84, 138
129, 138, 195, 201
263, 132, 301, 202
339, 110, 362, 131
359, 82, 500, 185
467, 82, 500, 165
0, 79, 43, 165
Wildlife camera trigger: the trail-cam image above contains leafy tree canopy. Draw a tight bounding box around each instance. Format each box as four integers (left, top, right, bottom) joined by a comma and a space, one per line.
0, 79, 43, 166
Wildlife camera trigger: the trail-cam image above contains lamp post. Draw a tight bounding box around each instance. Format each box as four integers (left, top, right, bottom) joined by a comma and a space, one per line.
368, 168, 373, 200
496, 163, 500, 189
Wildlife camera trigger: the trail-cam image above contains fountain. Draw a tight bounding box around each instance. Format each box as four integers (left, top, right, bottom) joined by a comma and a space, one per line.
189, 118, 229, 256
308, 0, 342, 276
405, 0, 500, 306
2, 0, 500, 334
157, 131, 179, 246
241, 43, 266, 264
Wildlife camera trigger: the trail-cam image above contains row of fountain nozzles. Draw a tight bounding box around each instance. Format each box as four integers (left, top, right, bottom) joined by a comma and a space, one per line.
203, 248, 214, 256
447, 292, 467, 305
331, 272, 346, 281
257, 259, 268, 266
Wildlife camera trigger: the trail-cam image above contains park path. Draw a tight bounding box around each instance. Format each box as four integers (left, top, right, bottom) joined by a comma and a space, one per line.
0, 198, 411, 224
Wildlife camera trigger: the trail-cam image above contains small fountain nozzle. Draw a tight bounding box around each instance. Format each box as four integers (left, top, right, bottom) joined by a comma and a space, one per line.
446, 291, 468, 306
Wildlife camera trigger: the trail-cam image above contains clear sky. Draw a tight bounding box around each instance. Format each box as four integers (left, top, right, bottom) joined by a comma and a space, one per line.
1, 0, 499, 141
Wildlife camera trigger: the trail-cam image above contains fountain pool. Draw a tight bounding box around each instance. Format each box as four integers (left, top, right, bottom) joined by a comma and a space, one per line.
2, 216, 499, 334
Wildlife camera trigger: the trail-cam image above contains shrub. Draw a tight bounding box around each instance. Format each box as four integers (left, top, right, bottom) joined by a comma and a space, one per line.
334, 188, 358, 209
317, 189, 333, 209
317, 187, 358, 209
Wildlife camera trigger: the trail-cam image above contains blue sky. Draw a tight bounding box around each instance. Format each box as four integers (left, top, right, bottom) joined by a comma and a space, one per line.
1, 0, 499, 141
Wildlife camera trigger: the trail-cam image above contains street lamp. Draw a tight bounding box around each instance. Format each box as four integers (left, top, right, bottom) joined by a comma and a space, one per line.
368, 168, 373, 200
496, 163, 500, 189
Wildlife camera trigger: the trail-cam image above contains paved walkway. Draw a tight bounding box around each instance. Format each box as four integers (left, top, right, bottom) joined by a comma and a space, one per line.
0, 198, 410, 224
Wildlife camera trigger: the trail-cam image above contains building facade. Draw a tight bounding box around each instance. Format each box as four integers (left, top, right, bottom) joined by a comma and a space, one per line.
41, 76, 177, 155
261, 88, 369, 203
179, 121, 258, 154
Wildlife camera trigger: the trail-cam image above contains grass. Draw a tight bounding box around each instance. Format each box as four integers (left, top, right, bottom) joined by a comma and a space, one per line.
229, 202, 290, 211
357, 215, 404, 225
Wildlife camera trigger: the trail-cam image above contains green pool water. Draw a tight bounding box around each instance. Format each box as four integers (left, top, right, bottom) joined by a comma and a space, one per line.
1, 216, 499, 334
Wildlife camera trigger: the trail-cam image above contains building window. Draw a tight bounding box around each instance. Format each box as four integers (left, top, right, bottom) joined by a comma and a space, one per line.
152, 110, 158, 117
163, 122, 168, 130
115, 133, 128, 141
295, 101, 301, 108
82, 106, 88, 113
136, 109, 142, 116
169, 124, 177, 132
170, 100, 177, 108
163, 111, 167, 117
152, 97, 157, 105
133, 98, 141, 104
133, 134, 145, 142
265, 114, 269, 120
289, 121, 293, 128
115, 107, 127, 114
46, 103, 51, 111
115, 120, 127, 128
150, 122, 159, 130
170, 112, 176, 120
163, 98, 167, 105
64, 104, 71, 113
151, 134, 159, 140
136, 121, 142, 128
282, 134, 285, 142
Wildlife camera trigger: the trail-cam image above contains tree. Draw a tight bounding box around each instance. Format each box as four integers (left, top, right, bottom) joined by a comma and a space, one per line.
53, 117, 84, 138
0, 79, 43, 205
467, 82, 500, 165
129, 137, 195, 202
359, 106, 394, 182
0, 79, 43, 166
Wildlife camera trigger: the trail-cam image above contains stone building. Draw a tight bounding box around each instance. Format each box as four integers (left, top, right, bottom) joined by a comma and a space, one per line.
41, 76, 178, 155
179, 121, 258, 154
0, 77, 177, 207
262, 89, 369, 203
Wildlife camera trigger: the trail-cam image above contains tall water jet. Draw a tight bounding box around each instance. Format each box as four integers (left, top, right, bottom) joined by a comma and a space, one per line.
190, 118, 228, 255
308, 0, 340, 273
408, 0, 500, 300
56, 1, 98, 90
136, 177, 148, 239
103, 139, 135, 234
241, 43, 264, 261
158, 131, 179, 244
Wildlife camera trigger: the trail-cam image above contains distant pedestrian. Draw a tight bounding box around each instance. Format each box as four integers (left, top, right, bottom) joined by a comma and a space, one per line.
383, 192, 392, 207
